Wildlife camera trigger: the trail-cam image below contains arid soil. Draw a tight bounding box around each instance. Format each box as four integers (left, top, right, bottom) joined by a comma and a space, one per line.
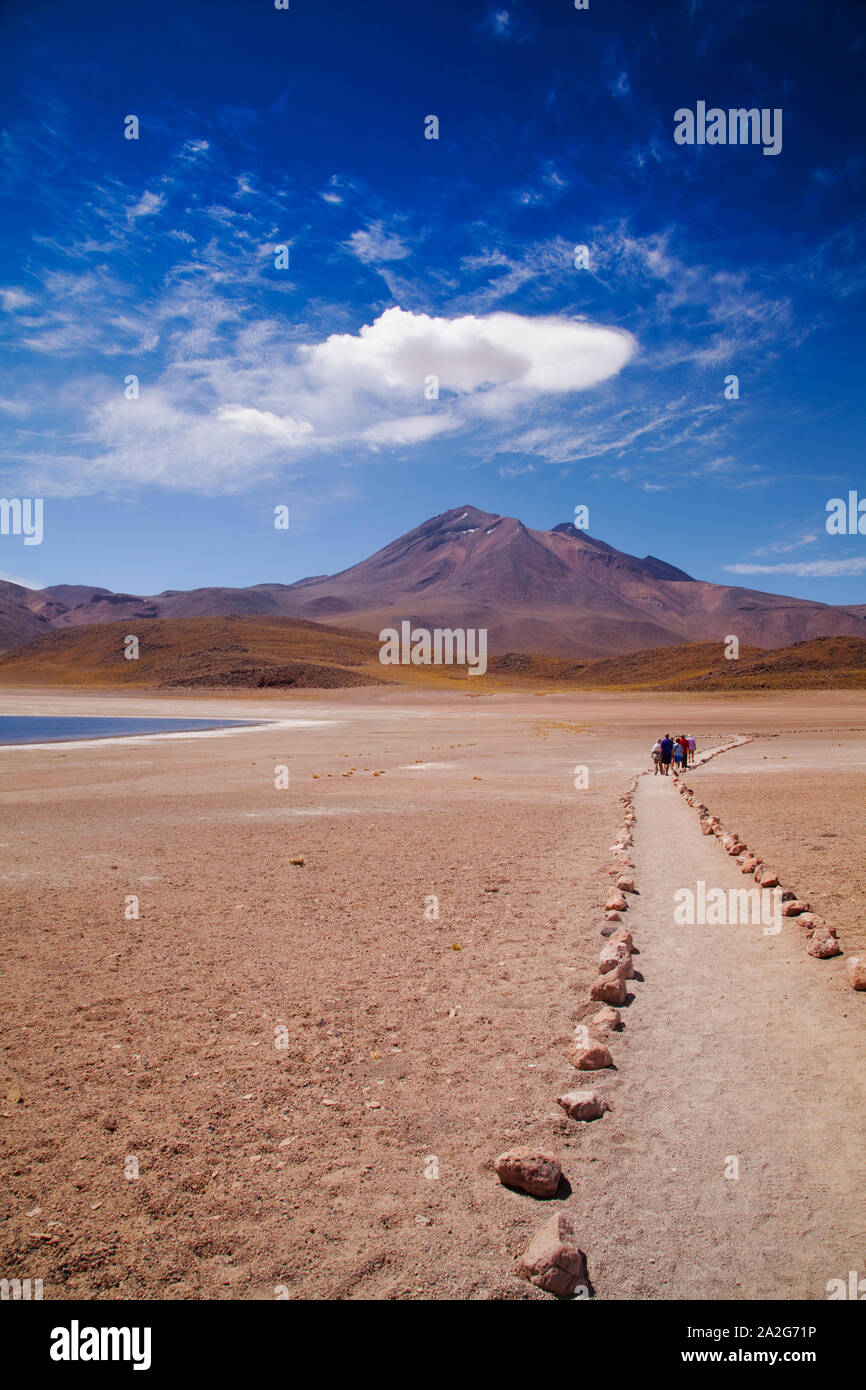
692, 733, 866, 960
0, 688, 864, 1300
573, 766, 866, 1300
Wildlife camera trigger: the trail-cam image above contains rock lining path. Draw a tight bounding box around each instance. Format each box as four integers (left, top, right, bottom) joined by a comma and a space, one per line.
572, 755, 866, 1300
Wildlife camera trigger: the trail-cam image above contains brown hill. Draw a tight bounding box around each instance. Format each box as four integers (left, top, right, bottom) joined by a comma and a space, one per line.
2, 505, 864, 659
0, 579, 72, 649
668, 635, 866, 691
0, 619, 862, 693
502, 636, 866, 691
0, 616, 391, 690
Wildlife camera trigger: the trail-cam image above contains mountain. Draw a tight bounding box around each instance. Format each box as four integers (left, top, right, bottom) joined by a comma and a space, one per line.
1, 504, 864, 658
278, 506, 865, 655
0, 580, 73, 649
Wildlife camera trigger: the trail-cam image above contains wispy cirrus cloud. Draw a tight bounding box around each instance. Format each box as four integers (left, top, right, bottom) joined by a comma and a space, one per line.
346, 222, 413, 263
2, 74, 864, 516
724, 557, 866, 578
752, 532, 819, 557
2, 293, 638, 494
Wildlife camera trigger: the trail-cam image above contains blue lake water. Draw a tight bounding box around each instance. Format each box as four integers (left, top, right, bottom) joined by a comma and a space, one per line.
0, 716, 265, 745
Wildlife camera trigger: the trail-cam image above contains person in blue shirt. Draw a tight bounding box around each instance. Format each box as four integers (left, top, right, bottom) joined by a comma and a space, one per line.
659, 734, 674, 775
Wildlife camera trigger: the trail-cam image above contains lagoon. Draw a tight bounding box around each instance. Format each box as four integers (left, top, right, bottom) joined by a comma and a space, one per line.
0, 716, 265, 746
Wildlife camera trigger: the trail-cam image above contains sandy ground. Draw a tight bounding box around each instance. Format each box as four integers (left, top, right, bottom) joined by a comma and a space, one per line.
690, 733, 866, 961
0, 687, 864, 1300
574, 769, 866, 1299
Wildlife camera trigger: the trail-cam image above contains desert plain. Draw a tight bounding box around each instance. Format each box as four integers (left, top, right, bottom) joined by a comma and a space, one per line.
1, 685, 864, 1300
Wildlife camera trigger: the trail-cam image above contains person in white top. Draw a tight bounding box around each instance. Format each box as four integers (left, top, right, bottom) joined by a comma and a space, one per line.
651, 740, 662, 774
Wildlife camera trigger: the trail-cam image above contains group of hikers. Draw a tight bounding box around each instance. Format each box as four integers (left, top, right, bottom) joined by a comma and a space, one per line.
652, 732, 696, 775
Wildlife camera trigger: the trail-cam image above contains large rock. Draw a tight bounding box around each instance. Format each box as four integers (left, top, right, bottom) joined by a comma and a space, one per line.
557, 1089, 609, 1121
567, 1039, 614, 1070
758, 872, 780, 889
606, 892, 628, 912
516, 1213, 589, 1297
807, 929, 842, 959
845, 957, 866, 990
494, 1148, 562, 1198
615, 876, 637, 894
590, 972, 628, 1006
598, 944, 633, 979
781, 900, 810, 916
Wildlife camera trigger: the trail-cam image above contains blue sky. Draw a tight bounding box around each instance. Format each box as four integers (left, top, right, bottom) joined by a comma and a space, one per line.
1, 0, 865, 603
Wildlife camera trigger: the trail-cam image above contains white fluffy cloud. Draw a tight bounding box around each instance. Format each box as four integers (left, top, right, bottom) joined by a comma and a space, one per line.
303, 306, 635, 399
10, 307, 637, 494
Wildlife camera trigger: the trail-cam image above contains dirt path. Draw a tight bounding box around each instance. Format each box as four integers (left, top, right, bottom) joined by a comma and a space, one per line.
575, 755, 866, 1301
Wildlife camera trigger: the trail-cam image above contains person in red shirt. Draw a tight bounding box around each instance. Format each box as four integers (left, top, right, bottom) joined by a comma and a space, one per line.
678, 734, 690, 768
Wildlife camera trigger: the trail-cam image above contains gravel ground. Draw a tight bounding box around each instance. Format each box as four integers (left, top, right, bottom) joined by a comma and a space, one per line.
1, 687, 863, 1299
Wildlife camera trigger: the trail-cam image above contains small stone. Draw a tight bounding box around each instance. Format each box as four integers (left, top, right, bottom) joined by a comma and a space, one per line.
615, 876, 637, 894
759, 872, 780, 889
606, 893, 627, 912
796, 913, 826, 934
591, 1006, 622, 1034
557, 1089, 609, 1121
604, 910, 621, 922
609, 927, 633, 950
516, 1213, 589, 1298
781, 900, 810, 916
567, 1040, 614, 1070
845, 957, 866, 990
494, 1148, 562, 1198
